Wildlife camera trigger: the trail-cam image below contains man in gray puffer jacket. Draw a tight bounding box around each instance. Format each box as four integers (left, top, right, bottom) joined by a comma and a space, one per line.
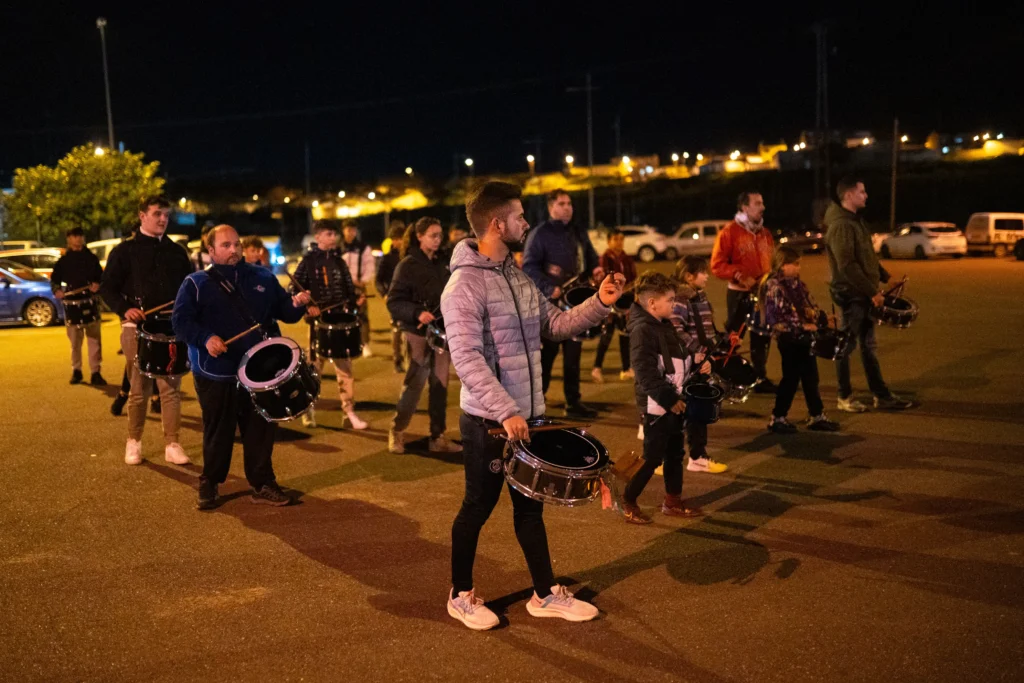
441, 181, 625, 631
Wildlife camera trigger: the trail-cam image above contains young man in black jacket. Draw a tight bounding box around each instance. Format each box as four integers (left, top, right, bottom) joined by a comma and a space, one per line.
386, 217, 461, 455
52, 227, 105, 385
100, 196, 194, 467
376, 224, 407, 374
622, 272, 709, 524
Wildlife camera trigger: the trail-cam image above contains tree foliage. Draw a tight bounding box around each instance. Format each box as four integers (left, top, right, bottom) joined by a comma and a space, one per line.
4, 145, 164, 243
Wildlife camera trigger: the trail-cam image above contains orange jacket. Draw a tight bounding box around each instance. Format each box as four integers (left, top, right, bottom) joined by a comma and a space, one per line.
711, 221, 774, 290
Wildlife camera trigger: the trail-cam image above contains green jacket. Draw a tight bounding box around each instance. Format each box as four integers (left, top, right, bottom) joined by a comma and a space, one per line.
824, 203, 890, 301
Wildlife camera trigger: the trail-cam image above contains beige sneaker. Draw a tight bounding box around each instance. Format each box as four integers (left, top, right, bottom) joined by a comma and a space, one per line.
301, 408, 317, 428
637, 423, 644, 440
164, 442, 190, 465
619, 369, 635, 380
344, 411, 368, 430
526, 585, 598, 622
447, 588, 499, 631
125, 438, 142, 466
429, 435, 463, 453
388, 430, 405, 454
590, 367, 604, 384
361, 346, 374, 359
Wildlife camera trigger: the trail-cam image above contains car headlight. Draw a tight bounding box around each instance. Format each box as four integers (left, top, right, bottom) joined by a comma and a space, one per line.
273, 255, 286, 265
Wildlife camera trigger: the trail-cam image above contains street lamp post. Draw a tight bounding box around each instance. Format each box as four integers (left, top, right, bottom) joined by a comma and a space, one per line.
96, 17, 115, 149
526, 154, 535, 175
567, 72, 597, 230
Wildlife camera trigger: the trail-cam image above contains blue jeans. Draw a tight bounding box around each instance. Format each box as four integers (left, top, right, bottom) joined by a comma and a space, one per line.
835, 299, 889, 400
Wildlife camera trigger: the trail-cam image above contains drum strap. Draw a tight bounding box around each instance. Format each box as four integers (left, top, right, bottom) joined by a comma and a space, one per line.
206, 268, 264, 334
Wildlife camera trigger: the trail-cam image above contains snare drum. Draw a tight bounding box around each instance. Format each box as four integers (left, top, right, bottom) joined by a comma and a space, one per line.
811, 328, 851, 361
63, 296, 101, 328
314, 310, 363, 359
709, 354, 761, 403
872, 295, 919, 329
237, 337, 321, 422
503, 422, 610, 506
426, 318, 447, 353
612, 292, 634, 332
558, 284, 603, 340
135, 318, 190, 379
684, 381, 723, 424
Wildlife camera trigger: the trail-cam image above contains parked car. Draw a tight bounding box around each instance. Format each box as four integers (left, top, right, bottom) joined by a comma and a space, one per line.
873, 222, 967, 259
0, 248, 65, 279
0, 258, 63, 327
964, 212, 1024, 257
89, 234, 189, 268
588, 225, 672, 263
665, 220, 730, 259
0, 239, 45, 250
774, 228, 825, 254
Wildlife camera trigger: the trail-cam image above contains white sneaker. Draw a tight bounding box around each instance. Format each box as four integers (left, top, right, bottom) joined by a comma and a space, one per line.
125, 438, 142, 465
301, 408, 317, 428
447, 588, 499, 631
636, 424, 644, 440
837, 397, 868, 413
344, 411, 369, 430
526, 585, 598, 622
429, 435, 463, 453
164, 442, 190, 465
590, 367, 604, 384
619, 369, 635, 380
361, 346, 374, 359
389, 430, 405, 454
687, 457, 729, 473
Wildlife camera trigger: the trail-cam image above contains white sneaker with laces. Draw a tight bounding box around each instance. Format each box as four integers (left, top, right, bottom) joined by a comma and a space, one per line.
636, 424, 644, 440
837, 397, 868, 413
526, 585, 598, 622
388, 430, 405, 454
447, 588, 499, 631
164, 442, 190, 465
429, 435, 463, 453
590, 367, 604, 384
361, 346, 374, 359
345, 411, 369, 430
125, 438, 142, 466
687, 457, 729, 473
301, 408, 317, 428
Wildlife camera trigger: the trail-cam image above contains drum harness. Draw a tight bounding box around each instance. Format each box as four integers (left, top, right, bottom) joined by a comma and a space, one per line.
206, 268, 269, 349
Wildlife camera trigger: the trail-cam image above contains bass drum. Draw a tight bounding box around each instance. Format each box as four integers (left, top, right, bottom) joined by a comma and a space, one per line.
136, 318, 190, 379
709, 354, 761, 403
314, 310, 363, 359
503, 421, 609, 507
560, 284, 603, 340
237, 337, 321, 422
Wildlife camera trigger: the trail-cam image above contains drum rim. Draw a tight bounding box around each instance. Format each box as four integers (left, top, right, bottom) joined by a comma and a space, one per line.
63, 297, 97, 307
506, 429, 609, 472
563, 284, 598, 307
238, 336, 301, 390
315, 318, 360, 331
684, 383, 724, 401
503, 469, 601, 507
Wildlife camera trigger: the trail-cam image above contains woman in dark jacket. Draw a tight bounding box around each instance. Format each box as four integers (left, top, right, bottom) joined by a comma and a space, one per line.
387, 217, 461, 455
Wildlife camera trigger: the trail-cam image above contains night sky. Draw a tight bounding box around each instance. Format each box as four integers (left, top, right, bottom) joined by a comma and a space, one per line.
3, 2, 1022, 189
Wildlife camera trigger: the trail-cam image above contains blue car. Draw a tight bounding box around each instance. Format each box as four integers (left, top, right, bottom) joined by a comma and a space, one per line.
0, 258, 64, 327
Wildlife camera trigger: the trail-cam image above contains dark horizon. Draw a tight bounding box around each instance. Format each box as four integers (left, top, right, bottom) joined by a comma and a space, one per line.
3, 3, 1022, 188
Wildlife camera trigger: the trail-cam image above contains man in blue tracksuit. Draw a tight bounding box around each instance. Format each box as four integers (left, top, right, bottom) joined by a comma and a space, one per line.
172, 225, 312, 511
521, 189, 603, 418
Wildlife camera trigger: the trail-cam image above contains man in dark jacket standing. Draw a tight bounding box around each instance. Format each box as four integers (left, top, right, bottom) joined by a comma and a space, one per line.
825, 177, 912, 412
522, 189, 603, 418
52, 227, 105, 385
173, 225, 312, 510
101, 196, 193, 466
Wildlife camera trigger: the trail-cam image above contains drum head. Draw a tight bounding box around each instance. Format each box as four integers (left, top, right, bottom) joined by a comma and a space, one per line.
564, 286, 597, 308
139, 318, 176, 340
517, 429, 604, 470
685, 382, 723, 400
884, 296, 914, 312
239, 337, 300, 389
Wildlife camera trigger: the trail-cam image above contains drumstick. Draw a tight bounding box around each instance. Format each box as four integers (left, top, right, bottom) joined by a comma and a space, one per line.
223, 323, 262, 346
142, 301, 174, 316
417, 304, 442, 329
487, 422, 591, 436
285, 271, 319, 306
723, 323, 745, 364
63, 284, 94, 297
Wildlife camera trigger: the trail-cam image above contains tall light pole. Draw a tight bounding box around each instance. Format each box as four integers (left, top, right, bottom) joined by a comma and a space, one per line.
567, 72, 597, 229
96, 18, 115, 149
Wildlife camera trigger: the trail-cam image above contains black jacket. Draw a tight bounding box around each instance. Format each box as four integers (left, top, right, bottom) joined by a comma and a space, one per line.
291, 247, 358, 308
375, 249, 403, 296
100, 233, 192, 319
387, 247, 450, 336
627, 303, 689, 416
51, 248, 102, 299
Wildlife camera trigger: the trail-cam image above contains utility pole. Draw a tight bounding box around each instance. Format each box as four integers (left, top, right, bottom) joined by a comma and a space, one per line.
613, 114, 622, 227
890, 117, 899, 233
96, 18, 115, 148
567, 73, 598, 230
812, 21, 832, 200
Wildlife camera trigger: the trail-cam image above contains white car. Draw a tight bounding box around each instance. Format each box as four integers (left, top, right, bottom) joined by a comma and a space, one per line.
874, 222, 967, 259
665, 220, 730, 259
588, 225, 671, 263
964, 212, 1024, 257
0, 248, 64, 279
89, 234, 189, 268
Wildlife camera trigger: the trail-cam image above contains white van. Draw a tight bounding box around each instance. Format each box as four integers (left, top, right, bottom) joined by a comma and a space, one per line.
964, 213, 1024, 257
666, 220, 731, 258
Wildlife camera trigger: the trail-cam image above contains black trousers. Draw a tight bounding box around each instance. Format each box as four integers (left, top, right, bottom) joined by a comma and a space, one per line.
726, 289, 771, 379
540, 338, 582, 404
625, 412, 685, 503
773, 337, 824, 419
194, 375, 278, 489
451, 413, 555, 598
687, 420, 708, 459
594, 326, 630, 371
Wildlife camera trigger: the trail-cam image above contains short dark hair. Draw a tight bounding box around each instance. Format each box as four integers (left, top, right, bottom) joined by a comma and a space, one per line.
241, 235, 264, 251
66, 227, 85, 237
608, 228, 624, 239
836, 176, 864, 200
341, 219, 359, 230
465, 181, 522, 238
388, 223, 407, 240
547, 188, 570, 204
674, 254, 708, 282
737, 191, 761, 211
314, 219, 337, 234
634, 271, 676, 303
138, 195, 171, 213
414, 216, 442, 235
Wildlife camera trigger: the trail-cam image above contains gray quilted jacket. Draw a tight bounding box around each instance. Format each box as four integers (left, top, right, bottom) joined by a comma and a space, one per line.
441, 239, 611, 423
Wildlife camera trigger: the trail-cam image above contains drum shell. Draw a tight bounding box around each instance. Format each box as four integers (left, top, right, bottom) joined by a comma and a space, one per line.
684, 382, 722, 424
873, 295, 919, 329
63, 296, 101, 328
710, 355, 760, 403
135, 319, 191, 379
811, 329, 850, 361
238, 337, 321, 422
426, 318, 447, 353
502, 426, 609, 507
314, 311, 363, 359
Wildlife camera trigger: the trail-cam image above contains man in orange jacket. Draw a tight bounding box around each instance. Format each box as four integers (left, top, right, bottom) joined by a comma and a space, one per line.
710, 191, 777, 392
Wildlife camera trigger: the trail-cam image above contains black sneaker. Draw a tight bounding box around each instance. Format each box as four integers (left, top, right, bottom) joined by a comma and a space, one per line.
807, 414, 841, 431
150, 397, 162, 414
69, 370, 83, 385
753, 379, 778, 394
196, 478, 219, 511
874, 394, 913, 410
564, 402, 599, 419
110, 392, 128, 416
768, 416, 798, 434
250, 482, 293, 506
90, 372, 107, 386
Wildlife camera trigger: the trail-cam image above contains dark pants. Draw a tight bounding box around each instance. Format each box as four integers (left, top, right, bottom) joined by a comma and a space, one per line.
194, 375, 277, 490
687, 420, 708, 459
451, 413, 554, 598
726, 289, 771, 379
773, 338, 824, 418
625, 412, 684, 503
834, 299, 889, 400
541, 338, 582, 404
594, 325, 630, 371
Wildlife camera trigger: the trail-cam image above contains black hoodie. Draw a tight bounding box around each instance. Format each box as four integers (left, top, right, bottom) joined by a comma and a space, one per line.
626, 302, 690, 417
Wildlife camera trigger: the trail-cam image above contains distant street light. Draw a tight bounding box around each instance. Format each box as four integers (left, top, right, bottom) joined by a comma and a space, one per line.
179, 197, 187, 208
793, 145, 800, 152
682, 152, 690, 159
862, 137, 871, 146
464, 158, 474, 167
982, 132, 990, 140
94, 147, 105, 156
900, 134, 909, 143
368, 192, 376, 200
284, 196, 291, 204
252, 194, 259, 201
96, 18, 115, 148
671, 153, 679, 165
337, 190, 346, 198
405, 167, 413, 176
621, 155, 630, 165
526, 154, 535, 174
696, 154, 704, 161
311, 200, 319, 208
973, 135, 980, 141
799, 142, 806, 150
997, 133, 1005, 140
